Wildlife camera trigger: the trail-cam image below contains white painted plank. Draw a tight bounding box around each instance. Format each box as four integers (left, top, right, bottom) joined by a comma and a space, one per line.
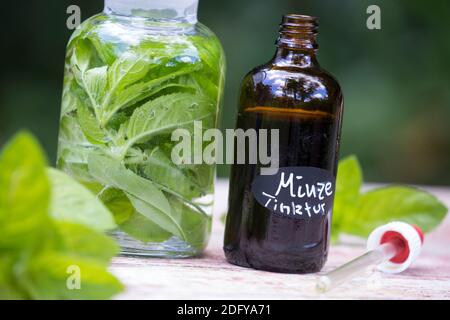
111, 181, 450, 300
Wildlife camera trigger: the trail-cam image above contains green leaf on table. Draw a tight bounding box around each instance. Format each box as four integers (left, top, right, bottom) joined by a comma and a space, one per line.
19, 252, 123, 300
0, 132, 123, 300
0, 256, 27, 300
332, 155, 448, 240
47, 168, 116, 232
335, 156, 363, 201
341, 186, 448, 237
0, 132, 50, 250
55, 222, 118, 264
332, 156, 363, 239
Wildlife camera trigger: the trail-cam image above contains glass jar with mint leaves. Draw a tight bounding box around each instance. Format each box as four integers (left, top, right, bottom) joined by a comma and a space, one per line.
57, 0, 225, 257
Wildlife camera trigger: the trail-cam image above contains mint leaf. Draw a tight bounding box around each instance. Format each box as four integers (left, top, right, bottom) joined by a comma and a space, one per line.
107, 51, 152, 93
57, 116, 93, 182
332, 156, 448, 239
77, 101, 107, 145
0, 256, 27, 299
127, 194, 186, 241
0, 132, 123, 300
167, 195, 212, 251
335, 156, 362, 201
71, 39, 92, 74
84, 66, 108, 108
139, 147, 203, 200
99, 188, 174, 243
48, 168, 116, 232
55, 222, 118, 264
88, 154, 172, 216
88, 153, 211, 248
19, 252, 123, 300
88, 153, 187, 240
87, 32, 117, 65
123, 93, 214, 153
121, 211, 172, 243
0, 132, 50, 250
332, 156, 363, 239
344, 186, 448, 237
99, 188, 134, 225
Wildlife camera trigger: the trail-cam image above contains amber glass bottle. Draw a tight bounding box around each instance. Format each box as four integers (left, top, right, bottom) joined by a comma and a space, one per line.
224, 14, 344, 274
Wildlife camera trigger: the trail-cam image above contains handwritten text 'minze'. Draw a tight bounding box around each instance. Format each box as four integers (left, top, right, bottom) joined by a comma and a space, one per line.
275, 172, 334, 200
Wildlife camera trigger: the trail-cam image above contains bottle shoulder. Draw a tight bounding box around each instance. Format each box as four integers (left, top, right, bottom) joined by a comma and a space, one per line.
239, 63, 343, 114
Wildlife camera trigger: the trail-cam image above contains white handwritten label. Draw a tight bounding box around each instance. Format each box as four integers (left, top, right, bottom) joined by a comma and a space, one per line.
252, 167, 335, 219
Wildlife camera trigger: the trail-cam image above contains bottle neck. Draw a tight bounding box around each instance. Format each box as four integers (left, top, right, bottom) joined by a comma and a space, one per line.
104, 0, 199, 24
274, 14, 319, 68
273, 48, 319, 68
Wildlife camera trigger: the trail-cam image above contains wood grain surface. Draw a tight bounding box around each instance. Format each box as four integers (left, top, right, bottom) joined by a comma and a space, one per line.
111, 181, 450, 300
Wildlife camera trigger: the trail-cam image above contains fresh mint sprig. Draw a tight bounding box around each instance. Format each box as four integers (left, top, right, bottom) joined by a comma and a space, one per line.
332, 156, 448, 240
0, 132, 123, 300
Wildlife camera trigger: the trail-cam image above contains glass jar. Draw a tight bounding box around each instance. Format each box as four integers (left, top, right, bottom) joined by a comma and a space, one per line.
57, 0, 225, 257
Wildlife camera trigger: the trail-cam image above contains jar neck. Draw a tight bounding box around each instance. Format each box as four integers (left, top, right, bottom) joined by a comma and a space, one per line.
104, 0, 199, 24
274, 14, 319, 68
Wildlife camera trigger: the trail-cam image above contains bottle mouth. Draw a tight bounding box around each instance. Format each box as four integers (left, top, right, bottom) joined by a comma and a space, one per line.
283, 14, 318, 22
281, 14, 319, 33
277, 14, 319, 50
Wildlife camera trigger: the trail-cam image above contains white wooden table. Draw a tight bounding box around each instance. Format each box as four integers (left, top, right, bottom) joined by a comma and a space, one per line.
111, 181, 450, 300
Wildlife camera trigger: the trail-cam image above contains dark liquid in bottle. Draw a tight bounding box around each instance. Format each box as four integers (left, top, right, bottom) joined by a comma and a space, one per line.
224, 14, 343, 274
224, 107, 340, 274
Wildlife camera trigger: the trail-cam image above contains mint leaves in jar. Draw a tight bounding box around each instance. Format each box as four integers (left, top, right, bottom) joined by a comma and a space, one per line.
57, 14, 225, 257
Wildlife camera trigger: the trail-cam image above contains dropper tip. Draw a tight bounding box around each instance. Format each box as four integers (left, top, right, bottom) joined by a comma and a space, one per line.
315, 276, 331, 293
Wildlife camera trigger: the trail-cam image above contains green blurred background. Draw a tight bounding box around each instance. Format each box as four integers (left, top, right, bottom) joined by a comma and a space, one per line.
1, 0, 449, 185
